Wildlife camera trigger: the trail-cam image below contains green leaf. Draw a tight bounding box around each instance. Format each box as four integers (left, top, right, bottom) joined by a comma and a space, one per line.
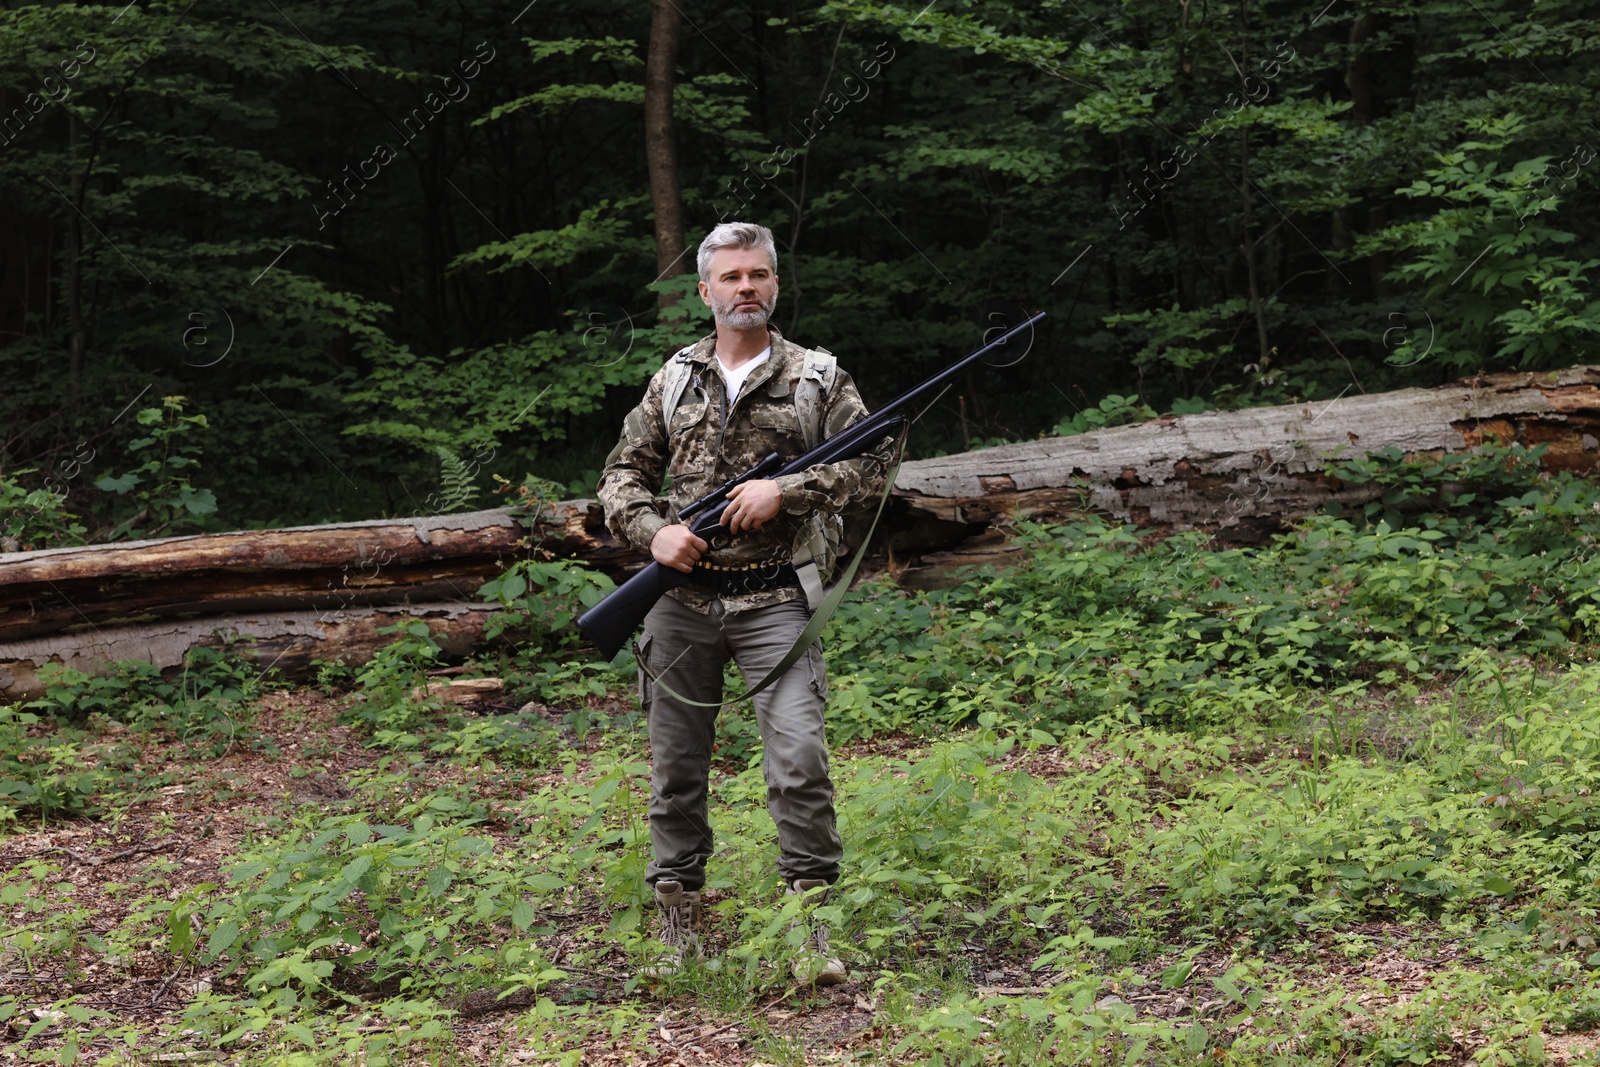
179, 487, 218, 515
207, 921, 240, 959
94, 473, 141, 493
168, 911, 196, 956
340, 854, 373, 883
590, 775, 621, 806
1160, 960, 1193, 988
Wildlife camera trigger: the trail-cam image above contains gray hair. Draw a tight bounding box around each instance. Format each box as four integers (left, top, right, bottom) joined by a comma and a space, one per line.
696, 221, 778, 281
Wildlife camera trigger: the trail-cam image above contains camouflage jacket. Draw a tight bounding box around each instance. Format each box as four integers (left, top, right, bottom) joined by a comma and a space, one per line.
598, 326, 896, 614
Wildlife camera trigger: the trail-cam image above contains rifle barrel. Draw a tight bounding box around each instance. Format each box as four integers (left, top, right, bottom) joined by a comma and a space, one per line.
869, 311, 1044, 426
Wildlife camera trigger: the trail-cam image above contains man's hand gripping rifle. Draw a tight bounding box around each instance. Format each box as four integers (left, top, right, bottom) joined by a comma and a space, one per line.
577, 310, 1045, 660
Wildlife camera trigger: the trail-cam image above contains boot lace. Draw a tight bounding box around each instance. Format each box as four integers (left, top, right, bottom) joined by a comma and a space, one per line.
660, 902, 691, 949
807, 921, 832, 958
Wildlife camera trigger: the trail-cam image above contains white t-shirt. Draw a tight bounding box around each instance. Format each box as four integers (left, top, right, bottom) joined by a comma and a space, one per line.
716, 347, 771, 405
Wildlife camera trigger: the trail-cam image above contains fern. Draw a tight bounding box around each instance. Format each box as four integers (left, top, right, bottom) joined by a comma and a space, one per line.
432, 446, 478, 513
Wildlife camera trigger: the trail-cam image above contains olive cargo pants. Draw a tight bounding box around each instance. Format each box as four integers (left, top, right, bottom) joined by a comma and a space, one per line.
637, 595, 842, 891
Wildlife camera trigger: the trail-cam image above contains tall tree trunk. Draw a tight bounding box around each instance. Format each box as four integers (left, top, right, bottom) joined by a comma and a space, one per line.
645, 0, 685, 307
1239, 129, 1271, 367
66, 113, 84, 404
1345, 12, 1390, 300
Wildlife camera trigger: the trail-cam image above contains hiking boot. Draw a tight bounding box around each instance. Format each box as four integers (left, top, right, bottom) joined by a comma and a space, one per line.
642, 880, 701, 980
787, 878, 847, 986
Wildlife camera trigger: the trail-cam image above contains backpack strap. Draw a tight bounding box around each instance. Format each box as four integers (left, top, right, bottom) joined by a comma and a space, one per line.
793, 347, 837, 452
791, 346, 840, 611
658, 346, 698, 433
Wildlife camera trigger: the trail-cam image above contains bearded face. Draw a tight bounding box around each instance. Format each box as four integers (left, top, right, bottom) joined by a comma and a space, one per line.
698, 246, 779, 331
709, 286, 776, 329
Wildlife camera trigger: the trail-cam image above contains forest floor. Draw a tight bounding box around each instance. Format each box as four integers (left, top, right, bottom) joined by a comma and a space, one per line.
7, 674, 1600, 1066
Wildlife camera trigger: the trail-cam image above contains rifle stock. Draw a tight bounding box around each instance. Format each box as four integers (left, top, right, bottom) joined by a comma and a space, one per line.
576, 310, 1045, 659
574, 560, 690, 663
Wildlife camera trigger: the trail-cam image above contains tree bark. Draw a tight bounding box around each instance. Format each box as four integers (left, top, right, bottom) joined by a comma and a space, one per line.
645, 0, 686, 304
0, 505, 628, 643
884, 366, 1600, 577
65, 112, 84, 404
0, 602, 498, 704
5, 366, 1599, 698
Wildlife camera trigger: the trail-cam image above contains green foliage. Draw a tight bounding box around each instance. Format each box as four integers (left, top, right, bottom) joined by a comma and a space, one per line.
25, 647, 260, 731
92, 397, 218, 540
205, 808, 565, 1003
344, 621, 445, 734
821, 444, 1600, 739
478, 558, 616, 648
179, 990, 456, 1066
1052, 393, 1157, 437
0, 647, 262, 821
16, 524, 1600, 1061
0, 862, 107, 988
428, 446, 480, 512
1101, 299, 1253, 376
371, 710, 560, 768
0, 706, 100, 821
0, 470, 87, 551
0, 3, 425, 525
1360, 113, 1600, 370
5, 0, 1600, 525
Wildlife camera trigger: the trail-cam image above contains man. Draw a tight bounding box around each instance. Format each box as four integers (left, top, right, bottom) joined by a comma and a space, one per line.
597, 221, 895, 984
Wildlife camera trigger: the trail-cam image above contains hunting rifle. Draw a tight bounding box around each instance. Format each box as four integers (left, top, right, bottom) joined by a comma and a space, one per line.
576, 310, 1046, 660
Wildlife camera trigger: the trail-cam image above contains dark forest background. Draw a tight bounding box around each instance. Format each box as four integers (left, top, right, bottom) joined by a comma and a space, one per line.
2, 0, 1597, 541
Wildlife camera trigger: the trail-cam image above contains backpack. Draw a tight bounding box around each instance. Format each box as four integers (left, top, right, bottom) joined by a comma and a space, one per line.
659, 344, 842, 611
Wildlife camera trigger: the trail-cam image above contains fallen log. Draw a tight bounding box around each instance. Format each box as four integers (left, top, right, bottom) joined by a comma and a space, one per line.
884, 365, 1600, 579
0, 509, 577, 700
0, 504, 623, 643
3, 365, 1598, 700
0, 602, 496, 701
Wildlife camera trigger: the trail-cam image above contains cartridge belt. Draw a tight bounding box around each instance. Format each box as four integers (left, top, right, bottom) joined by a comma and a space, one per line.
687, 557, 799, 595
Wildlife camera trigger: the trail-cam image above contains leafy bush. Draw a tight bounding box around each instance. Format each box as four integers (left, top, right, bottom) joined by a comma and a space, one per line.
92, 396, 219, 540
1, 648, 261, 821
25, 648, 261, 740
0, 470, 87, 551
821, 443, 1600, 739
478, 557, 615, 650
343, 621, 445, 734
0, 707, 101, 821
1052, 392, 1157, 437
205, 807, 567, 1004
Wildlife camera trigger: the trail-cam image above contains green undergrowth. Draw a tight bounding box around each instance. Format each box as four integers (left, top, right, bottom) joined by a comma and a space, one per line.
822, 442, 1600, 740
8, 662, 1600, 1064
0, 647, 266, 823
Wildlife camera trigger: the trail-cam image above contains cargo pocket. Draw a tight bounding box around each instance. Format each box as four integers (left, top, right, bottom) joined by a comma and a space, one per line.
667, 399, 710, 478
806, 640, 829, 701
636, 632, 655, 709
668, 397, 708, 434
750, 404, 804, 449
